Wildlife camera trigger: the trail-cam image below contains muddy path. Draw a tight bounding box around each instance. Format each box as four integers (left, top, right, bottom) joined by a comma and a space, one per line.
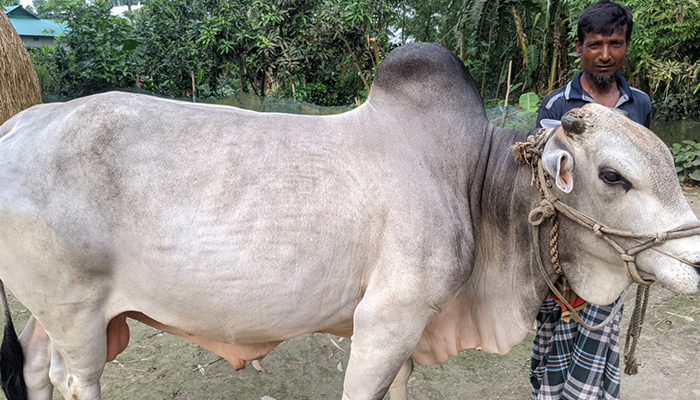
3, 189, 700, 400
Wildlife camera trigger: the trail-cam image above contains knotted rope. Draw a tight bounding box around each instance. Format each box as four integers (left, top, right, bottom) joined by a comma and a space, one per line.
512, 128, 700, 375
624, 284, 650, 375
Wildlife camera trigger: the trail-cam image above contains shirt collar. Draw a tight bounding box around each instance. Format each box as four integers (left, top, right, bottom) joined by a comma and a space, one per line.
565, 72, 634, 107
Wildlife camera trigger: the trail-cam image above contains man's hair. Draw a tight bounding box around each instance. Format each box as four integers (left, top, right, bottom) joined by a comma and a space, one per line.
577, 0, 634, 44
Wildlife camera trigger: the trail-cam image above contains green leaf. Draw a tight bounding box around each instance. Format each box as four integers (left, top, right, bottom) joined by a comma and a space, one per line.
517, 110, 536, 119
510, 82, 524, 92
689, 169, 700, 182
122, 39, 139, 51
675, 166, 684, 173
518, 92, 539, 112
682, 140, 697, 146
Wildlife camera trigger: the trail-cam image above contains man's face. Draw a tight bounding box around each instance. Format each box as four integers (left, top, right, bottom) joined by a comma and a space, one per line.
576, 27, 630, 85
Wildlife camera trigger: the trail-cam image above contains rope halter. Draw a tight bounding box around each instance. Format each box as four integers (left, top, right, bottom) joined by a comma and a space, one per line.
512, 126, 700, 374
512, 127, 700, 290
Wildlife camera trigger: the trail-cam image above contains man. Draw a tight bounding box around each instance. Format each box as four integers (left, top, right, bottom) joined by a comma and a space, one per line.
531, 1, 651, 399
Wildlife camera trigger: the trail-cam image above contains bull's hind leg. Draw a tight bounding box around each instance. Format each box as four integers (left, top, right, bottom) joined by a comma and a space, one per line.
19, 316, 53, 400
40, 311, 109, 400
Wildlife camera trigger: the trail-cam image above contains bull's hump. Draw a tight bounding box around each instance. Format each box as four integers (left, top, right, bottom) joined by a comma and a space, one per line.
368, 43, 484, 116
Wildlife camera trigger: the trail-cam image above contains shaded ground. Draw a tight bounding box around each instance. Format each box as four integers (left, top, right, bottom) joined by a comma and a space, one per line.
2, 189, 700, 400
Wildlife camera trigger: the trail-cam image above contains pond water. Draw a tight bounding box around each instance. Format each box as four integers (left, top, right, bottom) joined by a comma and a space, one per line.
650, 119, 700, 146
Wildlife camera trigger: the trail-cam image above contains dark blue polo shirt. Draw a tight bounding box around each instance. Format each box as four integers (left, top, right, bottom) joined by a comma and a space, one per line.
536, 72, 651, 128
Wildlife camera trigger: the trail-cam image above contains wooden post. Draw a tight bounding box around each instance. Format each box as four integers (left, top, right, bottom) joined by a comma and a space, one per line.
291, 78, 296, 101
190, 71, 197, 102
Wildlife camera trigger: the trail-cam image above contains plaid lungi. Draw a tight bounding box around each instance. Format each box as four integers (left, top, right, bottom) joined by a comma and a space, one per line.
530, 297, 623, 400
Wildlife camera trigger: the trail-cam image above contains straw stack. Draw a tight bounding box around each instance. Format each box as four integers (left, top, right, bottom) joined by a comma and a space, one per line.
0, 10, 41, 126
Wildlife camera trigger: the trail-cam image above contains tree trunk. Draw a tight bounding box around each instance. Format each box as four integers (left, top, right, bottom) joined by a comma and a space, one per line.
481, 14, 496, 97
260, 68, 267, 97
495, 59, 507, 100
459, 21, 465, 63
511, 5, 528, 69
341, 37, 370, 94
238, 57, 247, 93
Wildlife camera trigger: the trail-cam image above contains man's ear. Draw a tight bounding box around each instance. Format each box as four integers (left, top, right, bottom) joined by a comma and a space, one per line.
575, 39, 582, 57
542, 131, 575, 193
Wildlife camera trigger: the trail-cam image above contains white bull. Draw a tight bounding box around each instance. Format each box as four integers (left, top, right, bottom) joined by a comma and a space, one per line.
0, 43, 699, 400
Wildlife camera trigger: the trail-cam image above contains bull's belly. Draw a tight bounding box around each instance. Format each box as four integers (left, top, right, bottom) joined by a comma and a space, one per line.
106, 310, 354, 370
104, 252, 360, 371
109, 238, 366, 345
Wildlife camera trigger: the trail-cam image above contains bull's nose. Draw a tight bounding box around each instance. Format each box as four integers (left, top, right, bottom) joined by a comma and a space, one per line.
690, 259, 700, 280
693, 262, 700, 276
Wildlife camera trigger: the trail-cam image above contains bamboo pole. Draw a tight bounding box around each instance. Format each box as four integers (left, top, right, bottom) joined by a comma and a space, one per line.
504, 60, 513, 106
500, 60, 513, 126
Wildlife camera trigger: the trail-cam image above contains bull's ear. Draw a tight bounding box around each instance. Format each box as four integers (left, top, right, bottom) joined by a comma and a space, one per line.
542, 133, 574, 193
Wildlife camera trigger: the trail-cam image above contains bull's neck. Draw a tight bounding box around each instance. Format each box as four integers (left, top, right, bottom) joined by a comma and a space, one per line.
413, 125, 559, 365
469, 124, 557, 352
413, 125, 560, 366
460, 125, 557, 353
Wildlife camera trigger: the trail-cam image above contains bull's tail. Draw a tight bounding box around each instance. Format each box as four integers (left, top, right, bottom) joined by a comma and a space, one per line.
0, 280, 27, 400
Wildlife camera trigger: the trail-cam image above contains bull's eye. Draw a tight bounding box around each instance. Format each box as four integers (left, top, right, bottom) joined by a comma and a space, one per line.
601, 171, 622, 184
599, 170, 631, 190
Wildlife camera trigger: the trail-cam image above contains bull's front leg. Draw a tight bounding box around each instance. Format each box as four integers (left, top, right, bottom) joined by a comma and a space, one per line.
388, 358, 413, 400
342, 281, 443, 400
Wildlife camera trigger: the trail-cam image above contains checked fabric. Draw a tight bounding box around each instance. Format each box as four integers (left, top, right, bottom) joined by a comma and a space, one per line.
530, 297, 624, 400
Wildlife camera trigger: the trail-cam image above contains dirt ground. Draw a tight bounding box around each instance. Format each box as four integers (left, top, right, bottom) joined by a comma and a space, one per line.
3, 189, 700, 400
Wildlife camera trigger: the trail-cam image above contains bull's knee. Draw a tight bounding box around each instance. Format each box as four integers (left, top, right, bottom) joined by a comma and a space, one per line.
49, 346, 103, 400
19, 316, 53, 400
388, 358, 413, 400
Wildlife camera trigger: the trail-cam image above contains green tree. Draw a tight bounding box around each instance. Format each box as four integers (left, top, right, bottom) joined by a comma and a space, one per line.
32, 0, 73, 19
55, 0, 137, 96
108, 0, 147, 12
0, 0, 19, 8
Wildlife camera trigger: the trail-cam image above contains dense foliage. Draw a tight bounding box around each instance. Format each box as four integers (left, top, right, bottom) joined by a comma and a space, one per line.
26, 0, 700, 116
671, 140, 700, 185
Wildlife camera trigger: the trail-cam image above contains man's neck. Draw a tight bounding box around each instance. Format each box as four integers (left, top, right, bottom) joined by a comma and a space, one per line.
579, 73, 620, 108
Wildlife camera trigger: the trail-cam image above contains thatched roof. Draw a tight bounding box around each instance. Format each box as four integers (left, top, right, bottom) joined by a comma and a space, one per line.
0, 10, 41, 126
